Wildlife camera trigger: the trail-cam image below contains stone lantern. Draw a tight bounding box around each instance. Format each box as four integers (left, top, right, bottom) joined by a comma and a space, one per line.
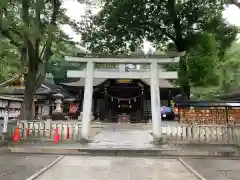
51, 93, 65, 120
53, 93, 64, 113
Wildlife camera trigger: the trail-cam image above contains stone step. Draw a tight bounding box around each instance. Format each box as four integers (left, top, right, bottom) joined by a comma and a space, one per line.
6, 145, 240, 157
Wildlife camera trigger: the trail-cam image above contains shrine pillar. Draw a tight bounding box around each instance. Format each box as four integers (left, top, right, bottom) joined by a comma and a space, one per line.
150, 60, 161, 139
81, 61, 94, 140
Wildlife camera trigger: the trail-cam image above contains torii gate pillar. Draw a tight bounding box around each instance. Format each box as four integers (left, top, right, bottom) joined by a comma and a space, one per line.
81, 61, 94, 140
150, 60, 161, 140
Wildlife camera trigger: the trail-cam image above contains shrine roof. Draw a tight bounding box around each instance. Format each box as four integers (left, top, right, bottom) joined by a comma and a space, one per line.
0, 86, 57, 95
0, 95, 23, 101
74, 51, 185, 59
217, 91, 240, 101
61, 78, 176, 88
175, 100, 240, 107
0, 77, 75, 99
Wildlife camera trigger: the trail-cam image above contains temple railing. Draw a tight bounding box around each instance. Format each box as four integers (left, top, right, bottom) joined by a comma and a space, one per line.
160, 124, 240, 145
14, 120, 240, 145
16, 120, 104, 141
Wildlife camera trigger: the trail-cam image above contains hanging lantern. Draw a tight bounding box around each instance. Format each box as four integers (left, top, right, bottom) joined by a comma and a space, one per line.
129, 100, 130, 104
134, 98, 136, 102
69, 103, 79, 114
111, 97, 113, 102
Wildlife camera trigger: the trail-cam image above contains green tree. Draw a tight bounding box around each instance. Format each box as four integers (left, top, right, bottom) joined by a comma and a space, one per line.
46, 44, 87, 84
0, 36, 20, 83
0, 0, 79, 119
190, 40, 240, 100
229, 0, 240, 8
218, 41, 240, 92
81, 0, 238, 98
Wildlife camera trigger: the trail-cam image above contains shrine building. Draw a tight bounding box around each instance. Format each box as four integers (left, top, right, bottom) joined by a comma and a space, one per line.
62, 78, 180, 122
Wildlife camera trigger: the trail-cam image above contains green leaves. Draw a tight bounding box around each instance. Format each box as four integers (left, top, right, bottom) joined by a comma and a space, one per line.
187, 32, 219, 86
0, 36, 20, 83
79, 0, 239, 99
0, 0, 9, 8
81, 0, 229, 53
0, 0, 82, 79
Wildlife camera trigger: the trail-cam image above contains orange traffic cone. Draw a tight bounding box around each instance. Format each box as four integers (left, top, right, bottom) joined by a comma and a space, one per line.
27, 128, 30, 137
66, 127, 70, 140
13, 127, 20, 141
54, 127, 60, 144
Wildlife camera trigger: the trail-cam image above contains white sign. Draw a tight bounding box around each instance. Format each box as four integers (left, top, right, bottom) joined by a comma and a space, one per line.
3, 112, 8, 133
0, 111, 8, 133
42, 106, 50, 115
9, 102, 21, 108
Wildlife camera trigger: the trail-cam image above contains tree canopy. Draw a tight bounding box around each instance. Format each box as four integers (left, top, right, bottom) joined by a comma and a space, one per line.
0, 36, 20, 83
80, 0, 239, 98
0, 0, 81, 119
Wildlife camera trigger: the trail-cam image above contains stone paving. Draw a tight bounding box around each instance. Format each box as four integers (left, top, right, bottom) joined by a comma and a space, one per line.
1, 154, 240, 180
0, 154, 59, 180
36, 156, 198, 180
92, 123, 153, 149
2, 123, 240, 179
182, 158, 240, 180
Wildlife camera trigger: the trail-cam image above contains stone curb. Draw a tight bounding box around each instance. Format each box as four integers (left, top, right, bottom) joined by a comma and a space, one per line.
26, 155, 64, 180
178, 158, 207, 180
7, 147, 240, 157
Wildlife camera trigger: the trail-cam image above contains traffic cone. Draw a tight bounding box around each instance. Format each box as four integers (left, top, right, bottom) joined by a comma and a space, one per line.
54, 127, 60, 144
27, 128, 30, 137
66, 127, 70, 140
13, 127, 20, 141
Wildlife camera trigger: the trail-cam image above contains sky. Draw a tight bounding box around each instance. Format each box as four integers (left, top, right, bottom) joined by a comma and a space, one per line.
62, 1, 240, 52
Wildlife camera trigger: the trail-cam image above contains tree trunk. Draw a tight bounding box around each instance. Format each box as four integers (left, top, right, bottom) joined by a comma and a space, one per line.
23, 69, 37, 120
175, 40, 190, 100
23, 92, 35, 120
178, 56, 190, 100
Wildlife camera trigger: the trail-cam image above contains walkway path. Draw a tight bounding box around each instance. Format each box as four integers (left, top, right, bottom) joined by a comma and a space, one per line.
36, 156, 198, 180
91, 123, 153, 149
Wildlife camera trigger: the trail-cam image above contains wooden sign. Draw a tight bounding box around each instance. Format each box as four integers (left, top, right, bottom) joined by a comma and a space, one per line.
117, 79, 131, 83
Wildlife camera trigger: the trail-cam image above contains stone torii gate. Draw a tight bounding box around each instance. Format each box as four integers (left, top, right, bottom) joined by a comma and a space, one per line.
66, 54, 181, 141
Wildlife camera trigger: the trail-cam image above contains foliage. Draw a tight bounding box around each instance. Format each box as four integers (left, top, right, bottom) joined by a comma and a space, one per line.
185, 32, 219, 86
0, 0, 80, 119
46, 44, 88, 84
81, 0, 227, 51
228, 0, 240, 9
0, 36, 20, 82
191, 40, 240, 99
218, 41, 240, 92
80, 0, 238, 99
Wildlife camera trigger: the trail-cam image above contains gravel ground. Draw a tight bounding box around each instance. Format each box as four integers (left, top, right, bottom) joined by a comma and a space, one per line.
0, 154, 59, 180
182, 158, 240, 180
